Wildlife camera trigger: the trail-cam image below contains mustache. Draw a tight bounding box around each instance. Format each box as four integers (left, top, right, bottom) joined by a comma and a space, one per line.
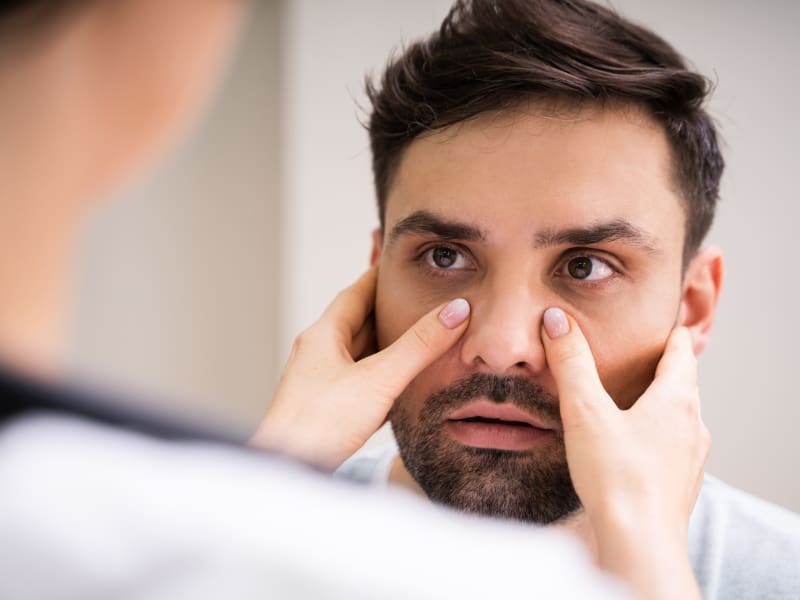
423, 373, 561, 425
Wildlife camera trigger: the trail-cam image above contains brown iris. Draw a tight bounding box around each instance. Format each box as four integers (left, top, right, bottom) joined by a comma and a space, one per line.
567, 256, 592, 279
431, 247, 458, 268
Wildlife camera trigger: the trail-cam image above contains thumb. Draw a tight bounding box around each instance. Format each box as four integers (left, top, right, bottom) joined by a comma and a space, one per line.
358, 298, 470, 399
540, 307, 613, 424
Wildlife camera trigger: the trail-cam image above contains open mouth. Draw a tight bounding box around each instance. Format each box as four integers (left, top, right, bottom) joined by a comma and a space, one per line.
445, 401, 554, 451
459, 416, 535, 427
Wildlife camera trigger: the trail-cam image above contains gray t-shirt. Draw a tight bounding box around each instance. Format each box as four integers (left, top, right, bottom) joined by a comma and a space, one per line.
338, 442, 800, 600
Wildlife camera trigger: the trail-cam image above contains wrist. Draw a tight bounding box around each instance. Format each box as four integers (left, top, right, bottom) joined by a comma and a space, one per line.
250, 412, 357, 473
591, 508, 697, 600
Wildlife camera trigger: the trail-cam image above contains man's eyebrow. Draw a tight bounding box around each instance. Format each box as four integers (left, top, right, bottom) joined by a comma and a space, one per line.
533, 219, 660, 253
387, 210, 486, 245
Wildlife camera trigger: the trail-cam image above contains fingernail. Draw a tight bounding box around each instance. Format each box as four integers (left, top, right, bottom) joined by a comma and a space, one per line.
543, 307, 569, 339
439, 298, 470, 329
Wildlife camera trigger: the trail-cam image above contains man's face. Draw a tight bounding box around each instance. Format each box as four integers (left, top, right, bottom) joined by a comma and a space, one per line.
372, 105, 689, 523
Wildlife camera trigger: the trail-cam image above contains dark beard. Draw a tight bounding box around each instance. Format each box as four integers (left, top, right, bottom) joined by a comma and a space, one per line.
390, 373, 581, 524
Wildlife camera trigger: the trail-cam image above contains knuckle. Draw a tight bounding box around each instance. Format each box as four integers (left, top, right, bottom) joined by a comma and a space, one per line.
292, 324, 326, 354
700, 423, 712, 451
665, 383, 699, 413
332, 287, 351, 305
409, 324, 436, 354
683, 387, 702, 417
684, 396, 700, 418
292, 329, 311, 352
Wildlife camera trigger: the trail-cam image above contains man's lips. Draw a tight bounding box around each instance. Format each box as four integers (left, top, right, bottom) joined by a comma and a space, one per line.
444, 400, 556, 451
447, 401, 553, 429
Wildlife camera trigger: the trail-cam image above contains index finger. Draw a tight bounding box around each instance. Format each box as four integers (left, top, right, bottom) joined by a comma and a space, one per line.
319, 268, 378, 342
649, 326, 697, 390
540, 307, 613, 417
357, 298, 470, 399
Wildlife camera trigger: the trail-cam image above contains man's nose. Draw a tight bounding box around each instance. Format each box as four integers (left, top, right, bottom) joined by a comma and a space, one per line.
458, 275, 548, 376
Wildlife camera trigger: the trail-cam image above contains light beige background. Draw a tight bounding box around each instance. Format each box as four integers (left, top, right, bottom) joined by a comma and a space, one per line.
68, 1, 800, 512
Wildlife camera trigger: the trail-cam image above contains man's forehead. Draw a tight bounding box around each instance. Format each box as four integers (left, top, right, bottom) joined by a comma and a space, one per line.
381, 105, 686, 254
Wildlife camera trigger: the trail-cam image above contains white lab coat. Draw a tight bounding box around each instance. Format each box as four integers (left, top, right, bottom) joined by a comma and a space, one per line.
0, 413, 630, 600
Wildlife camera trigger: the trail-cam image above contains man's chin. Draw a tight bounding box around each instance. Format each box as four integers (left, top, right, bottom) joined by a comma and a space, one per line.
389, 373, 577, 523
397, 442, 581, 525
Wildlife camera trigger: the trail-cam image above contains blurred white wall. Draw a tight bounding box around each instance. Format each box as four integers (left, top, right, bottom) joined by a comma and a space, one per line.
68, 0, 800, 512
279, 0, 455, 350
68, 1, 282, 439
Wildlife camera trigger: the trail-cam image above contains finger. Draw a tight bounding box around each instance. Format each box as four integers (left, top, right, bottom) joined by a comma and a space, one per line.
635, 326, 699, 414
653, 326, 697, 386
540, 307, 613, 417
357, 298, 470, 399
320, 268, 378, 341
351, 317, 377, 361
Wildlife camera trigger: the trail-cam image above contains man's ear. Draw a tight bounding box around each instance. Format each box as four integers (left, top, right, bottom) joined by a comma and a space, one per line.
370, 227, 383, 266
677, 246, 723, 355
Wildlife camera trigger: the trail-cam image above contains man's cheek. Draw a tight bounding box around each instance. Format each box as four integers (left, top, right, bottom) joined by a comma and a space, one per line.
594, 340, 664, 409
374, 285, 438, 350
388, 375, 432, 433
374, 305, 419, 350
388, 348, 456, 425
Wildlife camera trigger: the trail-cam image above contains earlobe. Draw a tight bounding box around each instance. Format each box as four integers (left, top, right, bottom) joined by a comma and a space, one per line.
678, 246, 723, 355
370, 228, 383, 266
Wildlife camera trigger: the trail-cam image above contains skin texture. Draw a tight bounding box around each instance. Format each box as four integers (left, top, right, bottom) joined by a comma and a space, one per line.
3, 4, 710, 597
259, 265, 712, 599
371, 104, 721, 520
541, 311, 709, 600
252, 269, 471, 471
258, 103, 719, 599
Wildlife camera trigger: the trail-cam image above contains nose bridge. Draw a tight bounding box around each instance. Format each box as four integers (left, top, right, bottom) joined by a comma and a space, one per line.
459, 269, 547, 375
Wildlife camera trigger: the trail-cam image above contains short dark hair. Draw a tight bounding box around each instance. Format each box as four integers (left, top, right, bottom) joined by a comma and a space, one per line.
0, 1, 86, 36
366, 0, 724, 262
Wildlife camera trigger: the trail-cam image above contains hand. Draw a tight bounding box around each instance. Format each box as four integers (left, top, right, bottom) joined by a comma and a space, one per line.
250, 268, 470, 471
541, 307, 709, 600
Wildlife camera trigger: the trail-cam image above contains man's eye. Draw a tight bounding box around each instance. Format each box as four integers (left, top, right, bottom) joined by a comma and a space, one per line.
423, 246, 469, 270
560, 255, 615, 281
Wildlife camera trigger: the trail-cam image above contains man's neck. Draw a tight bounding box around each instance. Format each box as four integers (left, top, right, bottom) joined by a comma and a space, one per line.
550, 509, 600, 565
388, 455, 425, 496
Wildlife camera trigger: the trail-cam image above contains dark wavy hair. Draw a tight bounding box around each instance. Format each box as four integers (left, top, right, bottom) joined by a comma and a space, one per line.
367, 0, 724, 262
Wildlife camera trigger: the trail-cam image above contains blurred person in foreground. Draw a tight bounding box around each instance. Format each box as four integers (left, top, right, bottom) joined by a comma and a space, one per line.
0, 1, 678, 599
254, 1, 800, 599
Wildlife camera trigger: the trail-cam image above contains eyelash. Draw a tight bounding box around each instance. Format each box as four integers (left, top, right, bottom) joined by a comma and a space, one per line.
552, 249, 622, 288
414, 244, 622, 287
414, 243, 475, 278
